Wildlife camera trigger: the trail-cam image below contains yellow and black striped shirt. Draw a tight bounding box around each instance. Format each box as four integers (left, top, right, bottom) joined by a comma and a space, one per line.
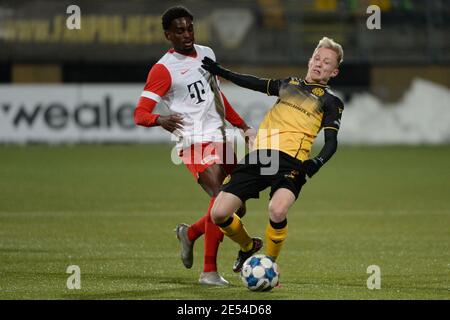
255, 77, 344, 161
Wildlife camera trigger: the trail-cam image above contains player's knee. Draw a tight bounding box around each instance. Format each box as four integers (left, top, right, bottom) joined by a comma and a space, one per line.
268, 203, 288, 222
211, 204, 228, 225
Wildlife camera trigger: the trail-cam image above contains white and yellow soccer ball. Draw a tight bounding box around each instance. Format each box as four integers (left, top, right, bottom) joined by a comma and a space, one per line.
240, 254, 280, 291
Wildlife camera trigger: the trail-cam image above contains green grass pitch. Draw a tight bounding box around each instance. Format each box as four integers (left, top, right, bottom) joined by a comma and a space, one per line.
0, 144, 448, 299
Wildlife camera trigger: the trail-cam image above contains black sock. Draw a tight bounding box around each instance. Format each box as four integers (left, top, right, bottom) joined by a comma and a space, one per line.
270, 218, 287, 229
218, 216, 234, 228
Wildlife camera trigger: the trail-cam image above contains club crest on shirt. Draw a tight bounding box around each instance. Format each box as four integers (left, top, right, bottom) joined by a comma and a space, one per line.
312, 87, 325, 97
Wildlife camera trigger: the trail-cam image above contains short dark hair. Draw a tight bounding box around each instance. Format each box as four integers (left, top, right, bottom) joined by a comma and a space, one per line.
162, 6, 194, 31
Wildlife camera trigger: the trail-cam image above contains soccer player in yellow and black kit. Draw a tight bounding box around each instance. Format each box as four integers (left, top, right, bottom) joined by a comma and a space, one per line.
201, 37, 345, 275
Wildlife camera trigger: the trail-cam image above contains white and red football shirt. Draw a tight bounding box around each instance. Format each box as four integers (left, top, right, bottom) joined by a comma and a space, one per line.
134, 44, 244, 150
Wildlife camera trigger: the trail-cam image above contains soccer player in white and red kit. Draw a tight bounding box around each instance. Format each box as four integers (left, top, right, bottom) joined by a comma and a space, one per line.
134, 6, 252, 285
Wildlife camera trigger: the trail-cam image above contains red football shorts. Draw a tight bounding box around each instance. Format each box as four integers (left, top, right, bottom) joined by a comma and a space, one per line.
180, 142, 237, 180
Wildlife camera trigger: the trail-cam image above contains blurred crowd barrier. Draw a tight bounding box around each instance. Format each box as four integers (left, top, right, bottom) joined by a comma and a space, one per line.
0, 0, 448, 64
1, 79, 449, 145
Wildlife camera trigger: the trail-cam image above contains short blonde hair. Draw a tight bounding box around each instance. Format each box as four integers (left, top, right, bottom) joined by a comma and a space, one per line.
315, 37, 344, 65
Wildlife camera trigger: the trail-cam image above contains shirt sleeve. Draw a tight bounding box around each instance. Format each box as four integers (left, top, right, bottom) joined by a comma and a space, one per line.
311, 96, 344, 165
221, 92, 245, 127
321, 95, 344, 132
134, 64, 171, 127
266, 78, 294, 96
216, 67, 278, 96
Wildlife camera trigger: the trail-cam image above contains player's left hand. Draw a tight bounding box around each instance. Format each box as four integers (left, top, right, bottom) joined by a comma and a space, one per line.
302, 158, 322, 178
201, 57, 227, 77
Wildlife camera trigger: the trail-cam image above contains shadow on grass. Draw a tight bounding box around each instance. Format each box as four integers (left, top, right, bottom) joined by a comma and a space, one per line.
60, 274, 240, 300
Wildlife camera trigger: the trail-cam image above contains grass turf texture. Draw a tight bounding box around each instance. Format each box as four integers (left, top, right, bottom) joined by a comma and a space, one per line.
0, 144, 448, 300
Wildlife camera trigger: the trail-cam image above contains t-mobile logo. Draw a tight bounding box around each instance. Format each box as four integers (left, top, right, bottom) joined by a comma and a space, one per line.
187, 80, 206, 104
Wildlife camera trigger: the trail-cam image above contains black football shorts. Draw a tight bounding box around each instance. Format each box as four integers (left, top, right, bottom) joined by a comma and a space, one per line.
221, 149, 307, 202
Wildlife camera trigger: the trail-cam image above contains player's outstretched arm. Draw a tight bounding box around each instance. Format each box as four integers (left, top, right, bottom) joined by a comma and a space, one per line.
202, 57, 279, 96
302, 129, 338, 178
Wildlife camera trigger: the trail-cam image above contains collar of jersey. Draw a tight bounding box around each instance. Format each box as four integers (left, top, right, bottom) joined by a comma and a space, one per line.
168, 48, 198, 58
302, 79, 329, 88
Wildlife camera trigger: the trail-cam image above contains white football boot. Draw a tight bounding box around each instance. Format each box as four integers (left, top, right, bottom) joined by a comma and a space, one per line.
198, 272, 229, 286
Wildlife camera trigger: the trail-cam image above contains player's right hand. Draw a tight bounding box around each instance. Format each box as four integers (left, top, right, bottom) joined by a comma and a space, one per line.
156, 114, 184, 133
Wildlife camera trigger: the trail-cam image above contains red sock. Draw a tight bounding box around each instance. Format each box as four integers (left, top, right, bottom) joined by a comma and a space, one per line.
187, 215, 207, 242
204, 197, 224, 272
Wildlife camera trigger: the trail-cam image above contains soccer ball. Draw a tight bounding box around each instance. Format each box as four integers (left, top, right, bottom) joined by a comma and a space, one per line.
240, 254, 280, 291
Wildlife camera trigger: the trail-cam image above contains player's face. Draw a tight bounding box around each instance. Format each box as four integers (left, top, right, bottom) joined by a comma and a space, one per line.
165, 17, 195, 54
306, 47, 339, 85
